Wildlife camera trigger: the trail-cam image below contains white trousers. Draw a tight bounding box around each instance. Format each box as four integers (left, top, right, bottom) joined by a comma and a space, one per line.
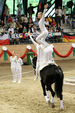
11, 66, 16, 81
16, 67, 22, 82
36, 61, 39, 76
35, 61, 41, 80
36, 30, 48, 45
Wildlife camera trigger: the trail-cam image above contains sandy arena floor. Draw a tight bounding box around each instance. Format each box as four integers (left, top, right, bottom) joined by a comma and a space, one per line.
0, 60, 75, 113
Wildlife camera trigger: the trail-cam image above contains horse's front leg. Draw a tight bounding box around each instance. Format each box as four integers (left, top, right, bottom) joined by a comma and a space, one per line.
40, 80, 49, 102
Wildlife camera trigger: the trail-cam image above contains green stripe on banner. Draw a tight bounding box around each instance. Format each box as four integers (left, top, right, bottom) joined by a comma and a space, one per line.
4, 51, 8, 61
52, 51, 55, 57
73, 48, 75, 56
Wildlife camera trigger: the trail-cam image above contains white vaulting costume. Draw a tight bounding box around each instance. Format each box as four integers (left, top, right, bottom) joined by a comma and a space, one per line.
16, 58, 23, 83
10, 56, 17, 82
30, 35, 42, 80
36, 9, 48, 45
30, 35, 55, 80
39, 44, 55, 71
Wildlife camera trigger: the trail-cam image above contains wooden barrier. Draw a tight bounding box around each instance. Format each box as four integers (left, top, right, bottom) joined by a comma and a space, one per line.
0, 43, 74, 64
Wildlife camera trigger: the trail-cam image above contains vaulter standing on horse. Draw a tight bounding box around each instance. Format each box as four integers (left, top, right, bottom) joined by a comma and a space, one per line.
36, 3, 48, 46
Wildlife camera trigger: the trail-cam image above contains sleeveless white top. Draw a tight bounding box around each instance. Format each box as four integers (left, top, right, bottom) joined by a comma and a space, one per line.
16, 58, 23, 68
10, 56, 17, 67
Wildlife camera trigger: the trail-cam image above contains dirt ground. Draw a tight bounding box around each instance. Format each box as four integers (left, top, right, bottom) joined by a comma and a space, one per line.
0, 60, 75, 113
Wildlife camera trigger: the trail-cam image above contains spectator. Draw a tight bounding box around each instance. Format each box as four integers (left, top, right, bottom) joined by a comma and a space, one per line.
45, 18, 49, 26
27, 4, 35, 17
56, 24, 61, 32
4, 4, 9, 24
48, 16, 52, 25
12, 31, 19, 44
17, 4, 21, 16
0, 20, 4, 27
18, 25, 23, 33
22, 14, 28, 23
56, 6, 62, 26
72, 14, 75, 29
8, 15, 13, 23
11, 21, 16, 29
22, 19, 28, 30
33, 17, 39, 27
23, 26, 27, 33
28, 18, 33, 32
9, 31, 13, 44
51, 19, 56, 27
8, 25, 14, 34
0, 25, 3, 34
32, 26, 40, 39
13, 15, 18, 23
51, 26, 56, 32
66, 15, 72, 26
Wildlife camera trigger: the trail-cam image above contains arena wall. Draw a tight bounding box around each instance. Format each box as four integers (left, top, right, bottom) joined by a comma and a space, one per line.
0, 43, 74, 64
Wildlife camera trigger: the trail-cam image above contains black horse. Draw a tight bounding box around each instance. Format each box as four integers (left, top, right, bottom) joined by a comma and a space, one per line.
32, 56, 64, 109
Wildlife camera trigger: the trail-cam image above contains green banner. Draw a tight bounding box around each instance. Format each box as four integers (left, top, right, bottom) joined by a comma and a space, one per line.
73, 48, 75, 56
4, 51, 8, 61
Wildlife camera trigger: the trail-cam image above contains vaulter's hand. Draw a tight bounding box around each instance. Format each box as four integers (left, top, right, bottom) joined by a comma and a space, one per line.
28, 32, 31, 36
44, 3, 48, 9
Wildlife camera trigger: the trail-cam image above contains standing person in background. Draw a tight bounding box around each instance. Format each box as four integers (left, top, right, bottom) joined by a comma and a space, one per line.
62, 6, 66, 24
56, 6, 62, 26
10, 51, 17, 83
27, 4, 35, 17
9, 31, 13, 44
17, 4, 21, 16
16, 54, 23, 83
22, 14, 28, 24
4, 4, 9, 24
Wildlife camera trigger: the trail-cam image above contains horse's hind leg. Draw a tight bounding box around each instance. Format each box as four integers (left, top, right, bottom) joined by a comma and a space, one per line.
60, 93, 63, 110
41, 80, 49, 102
41, 80, 46, 96
47, 85, 55, 104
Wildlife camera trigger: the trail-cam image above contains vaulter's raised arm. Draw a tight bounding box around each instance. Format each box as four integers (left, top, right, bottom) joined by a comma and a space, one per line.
29, 35, 38, 47
43, 4, 48, 17
42, 9, 47, 18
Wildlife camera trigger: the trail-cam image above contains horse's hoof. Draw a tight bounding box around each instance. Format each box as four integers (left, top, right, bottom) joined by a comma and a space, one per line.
60, 108, 64, 111
48, 100, 50, 105
51, 103, 55, 108
45, 96, 50, 103
46, 99, 50, 103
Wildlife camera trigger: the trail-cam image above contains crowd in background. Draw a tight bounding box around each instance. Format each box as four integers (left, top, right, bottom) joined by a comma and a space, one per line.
0, 4, 75, 45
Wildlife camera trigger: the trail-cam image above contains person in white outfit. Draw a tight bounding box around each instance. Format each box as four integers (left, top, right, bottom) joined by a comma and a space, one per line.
16, 54, 23, 83
29, 35, 42, 80
29, 34, 55, 80
36, 4, 48, 46
10, 51, 17, 83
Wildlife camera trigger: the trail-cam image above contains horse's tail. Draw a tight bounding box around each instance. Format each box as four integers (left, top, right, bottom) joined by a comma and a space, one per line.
55, 66, 64, 98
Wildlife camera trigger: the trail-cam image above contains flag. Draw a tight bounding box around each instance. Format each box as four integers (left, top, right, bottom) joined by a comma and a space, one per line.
63, 32, 75, 42
0, 34, 9, 45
